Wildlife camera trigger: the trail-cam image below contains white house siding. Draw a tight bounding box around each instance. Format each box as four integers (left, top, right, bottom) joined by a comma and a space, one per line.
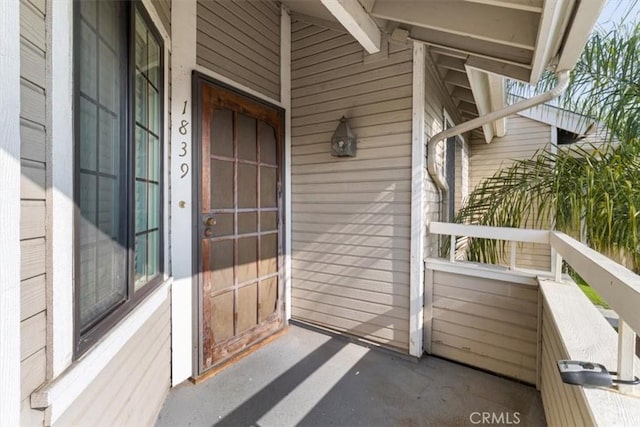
54, 297, 171, 426
290, 21, 413, 351
431, 269, 538, 384
20, 0, 47, 424
196, 0, 281, 101
470, 115, 552, 270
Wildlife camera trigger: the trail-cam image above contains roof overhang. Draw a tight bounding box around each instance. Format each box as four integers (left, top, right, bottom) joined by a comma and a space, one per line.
282, 0, 607, 138
366, 0, 607, 84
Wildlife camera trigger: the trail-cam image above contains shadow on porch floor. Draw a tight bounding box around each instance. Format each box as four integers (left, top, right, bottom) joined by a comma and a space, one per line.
156, 324, 545, 427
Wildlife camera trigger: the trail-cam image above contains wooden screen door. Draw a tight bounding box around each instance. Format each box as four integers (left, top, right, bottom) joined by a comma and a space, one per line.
195, 76, 284, 373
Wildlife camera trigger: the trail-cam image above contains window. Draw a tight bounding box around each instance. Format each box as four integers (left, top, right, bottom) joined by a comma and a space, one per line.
443, 117, 456, 222
445, 136, 456, 221
74, 0, 164, 355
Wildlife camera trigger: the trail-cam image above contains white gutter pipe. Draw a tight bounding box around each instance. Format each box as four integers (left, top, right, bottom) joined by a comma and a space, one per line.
427, 69, 571, 196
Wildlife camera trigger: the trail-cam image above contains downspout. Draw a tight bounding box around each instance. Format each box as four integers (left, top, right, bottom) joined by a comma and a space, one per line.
427, 69, 571, 219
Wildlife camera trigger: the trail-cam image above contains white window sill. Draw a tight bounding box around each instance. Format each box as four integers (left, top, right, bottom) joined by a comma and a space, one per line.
31, 278, 172, 425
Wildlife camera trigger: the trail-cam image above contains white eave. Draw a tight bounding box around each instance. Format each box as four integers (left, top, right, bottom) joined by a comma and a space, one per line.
530, 0, 608, 83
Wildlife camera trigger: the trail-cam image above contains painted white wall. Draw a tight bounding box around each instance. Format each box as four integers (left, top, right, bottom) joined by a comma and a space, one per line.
47, 0, 74, 379
0, 0, 22, 423
409, 42, 426, 357
170, 0, 196, 385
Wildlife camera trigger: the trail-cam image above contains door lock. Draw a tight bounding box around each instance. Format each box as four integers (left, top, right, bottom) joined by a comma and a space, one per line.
204, 228, 214, 238
203, 216, 217, 226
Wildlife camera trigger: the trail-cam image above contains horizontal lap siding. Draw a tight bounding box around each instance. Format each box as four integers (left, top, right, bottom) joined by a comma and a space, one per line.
290, 22, 412, 351
20, 0, 47, 424
196, 0, 280, 101
540, 299, 593, 426
431, 270, 538, 384
54, 296, 171, 426
470, 115, 551, 270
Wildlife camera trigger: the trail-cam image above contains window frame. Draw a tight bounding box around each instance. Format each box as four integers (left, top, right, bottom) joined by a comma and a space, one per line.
442, 109, 464, 223
72, 0, 165, 357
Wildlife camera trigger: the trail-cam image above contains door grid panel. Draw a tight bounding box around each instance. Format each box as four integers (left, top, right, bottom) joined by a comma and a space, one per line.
196, 78, 284, 373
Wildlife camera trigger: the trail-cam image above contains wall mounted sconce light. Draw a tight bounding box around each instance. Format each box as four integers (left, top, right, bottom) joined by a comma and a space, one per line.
331, 116, 357, 157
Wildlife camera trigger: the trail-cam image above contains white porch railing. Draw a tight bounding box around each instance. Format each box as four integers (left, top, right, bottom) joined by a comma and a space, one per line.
430, 221, 551, 271
429, 221, 639, 395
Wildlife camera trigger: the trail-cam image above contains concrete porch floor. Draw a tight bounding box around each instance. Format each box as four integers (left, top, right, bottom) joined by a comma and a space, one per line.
156, 324, 546, 427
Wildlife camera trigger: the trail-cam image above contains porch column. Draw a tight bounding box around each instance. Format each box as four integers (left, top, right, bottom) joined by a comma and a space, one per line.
280, 4, 292, 321
409, 42, 426, 357
171, 0, 197, 385
0, 0, 22, 423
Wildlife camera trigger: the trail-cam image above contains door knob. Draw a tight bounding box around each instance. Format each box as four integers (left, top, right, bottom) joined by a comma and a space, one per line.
203, 216, 217, 226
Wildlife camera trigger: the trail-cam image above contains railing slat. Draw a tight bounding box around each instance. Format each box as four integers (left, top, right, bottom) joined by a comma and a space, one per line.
509, 241, 516, 270
551, 248, 562, 282
429, 221, 550, 244
617, 320, 637, 394
450, 235, 456, 263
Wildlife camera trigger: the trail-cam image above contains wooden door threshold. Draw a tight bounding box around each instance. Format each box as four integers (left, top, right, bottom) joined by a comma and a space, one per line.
190, 326, 289, 385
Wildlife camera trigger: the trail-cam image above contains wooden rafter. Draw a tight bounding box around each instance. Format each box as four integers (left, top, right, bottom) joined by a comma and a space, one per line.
444, 70, 471, 89
372, 0, 539, 49
320, 0, 381, 53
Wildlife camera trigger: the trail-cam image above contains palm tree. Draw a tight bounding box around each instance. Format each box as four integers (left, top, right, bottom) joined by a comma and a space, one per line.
455, 19, 640, 273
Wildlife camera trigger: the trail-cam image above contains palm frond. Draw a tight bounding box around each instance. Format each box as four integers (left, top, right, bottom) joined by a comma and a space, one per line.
463, 19, 640, 272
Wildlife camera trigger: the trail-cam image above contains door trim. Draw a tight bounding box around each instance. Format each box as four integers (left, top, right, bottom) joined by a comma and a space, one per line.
192, 72, 286, 376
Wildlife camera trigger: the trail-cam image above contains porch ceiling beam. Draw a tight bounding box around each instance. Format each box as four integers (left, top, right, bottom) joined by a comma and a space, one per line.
487, 72, 507, 137
371, 1, 539, 50
320, 0, 381, 54
458, 101, 479, 116
436, 55, 466, 72
465, 66, 495, 142
408, 26, 533, 67
429, 47, 467, 60
467, 56, 531, 83
452, 87, 475, 104
444, 71, 471, 89
465, 0, 544, 13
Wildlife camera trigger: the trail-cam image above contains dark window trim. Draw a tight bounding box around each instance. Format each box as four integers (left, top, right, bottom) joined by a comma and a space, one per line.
73, 0, 165, 358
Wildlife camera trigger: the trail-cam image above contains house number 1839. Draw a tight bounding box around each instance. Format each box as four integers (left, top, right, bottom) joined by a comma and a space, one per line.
179, 101, 190, 179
